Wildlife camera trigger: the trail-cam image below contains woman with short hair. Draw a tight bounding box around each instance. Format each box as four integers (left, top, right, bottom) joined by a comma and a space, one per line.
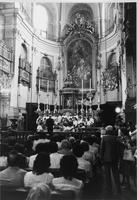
24, 152, 53, 188
52, 154, 83, 199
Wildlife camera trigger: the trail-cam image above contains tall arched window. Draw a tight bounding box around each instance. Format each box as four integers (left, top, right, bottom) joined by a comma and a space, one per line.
40, 57, 53, 80
21, 43, 27, 59
39, 57, 55, 92
33, 4, 48, 38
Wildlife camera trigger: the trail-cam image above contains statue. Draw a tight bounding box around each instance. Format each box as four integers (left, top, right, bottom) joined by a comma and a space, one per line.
66, 97, 72, 109
17, 111, 24, 131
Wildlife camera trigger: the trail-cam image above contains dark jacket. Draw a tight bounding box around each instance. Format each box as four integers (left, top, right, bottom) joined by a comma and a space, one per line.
100, 135, 121, 163
46, 117, 54, 129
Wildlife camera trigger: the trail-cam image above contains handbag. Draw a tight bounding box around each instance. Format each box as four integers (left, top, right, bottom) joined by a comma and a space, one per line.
123, 148, 134, 161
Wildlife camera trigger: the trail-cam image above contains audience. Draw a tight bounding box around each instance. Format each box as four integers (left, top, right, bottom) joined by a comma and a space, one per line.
24, 152, 53, 188
28, 142, 49, 169
52, 154, 83, 199
26, 183, 51, 200
1, 121, 136, 199
50, 139, 72, 169
0, 144, 9, 170
0, 150, 27, 187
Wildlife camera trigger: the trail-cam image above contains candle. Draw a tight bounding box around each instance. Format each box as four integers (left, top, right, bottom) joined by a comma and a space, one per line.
82, 79, 83, 103
38, 73, 40, 105
47, 80, 49, 93
90, 78, 91, 92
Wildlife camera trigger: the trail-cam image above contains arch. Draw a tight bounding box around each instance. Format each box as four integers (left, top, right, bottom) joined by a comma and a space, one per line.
34, 3, 57, 40
68, 3, 94, 23
105, 3, 116, 35
108, 52, 118, 68
40, 57, 54, 81
33, 4, 48, 37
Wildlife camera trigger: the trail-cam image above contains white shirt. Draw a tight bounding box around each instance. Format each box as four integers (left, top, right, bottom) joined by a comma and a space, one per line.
50, 153, 64, 169
0, 156, 7, 168
77, 157, 92, 178
77, 157, 91, 173
24, 171, 53, 188
52, 177, 83, 199
28, 154, 37, 169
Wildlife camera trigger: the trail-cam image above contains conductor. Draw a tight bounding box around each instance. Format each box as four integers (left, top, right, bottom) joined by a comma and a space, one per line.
46, 115, 54, 134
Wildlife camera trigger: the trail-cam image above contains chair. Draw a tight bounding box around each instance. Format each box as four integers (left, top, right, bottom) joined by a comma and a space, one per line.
74, 169, 87, 183
49, 168, 61, 177
0, 186, 28, 200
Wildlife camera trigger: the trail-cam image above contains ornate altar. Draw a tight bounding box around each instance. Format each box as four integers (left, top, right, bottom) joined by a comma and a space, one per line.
59, 11, 98, 114
59, 73, 79, 112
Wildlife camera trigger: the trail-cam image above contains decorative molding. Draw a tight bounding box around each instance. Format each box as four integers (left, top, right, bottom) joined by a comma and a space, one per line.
62, 12, 96, 42
102, 65, 120, 94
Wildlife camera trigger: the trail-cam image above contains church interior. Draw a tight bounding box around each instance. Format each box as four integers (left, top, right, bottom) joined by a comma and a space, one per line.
0, 2, 136, 130
0, 2, 137, 200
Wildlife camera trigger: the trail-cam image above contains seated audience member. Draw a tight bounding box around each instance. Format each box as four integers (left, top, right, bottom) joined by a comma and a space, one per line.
25, 135, 35, 156
80, 141, 93, 163
0, 150, 27, 187
84, 136, 99, 165
28, 142, 49, 169
24, 152, 54, 188
50, 139, 72, 169
26, 183, 51, 200
32, 132, 50, 152
52, 155, 83, 199
14, 143, 26, 154
73, 143, 92, 179
49, 141, 58, 154
17, 153, 28, 170
0, 144, 9, 170
58, 140, 72, 155
68, 136, 76, 148
51, 134, 65, 150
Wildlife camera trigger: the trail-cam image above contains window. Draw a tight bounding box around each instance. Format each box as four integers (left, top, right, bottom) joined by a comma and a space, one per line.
21, 43, 27, 59
33, 4, 48, 38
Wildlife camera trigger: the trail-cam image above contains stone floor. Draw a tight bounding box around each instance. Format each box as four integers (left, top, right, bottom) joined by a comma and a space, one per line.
82, 168, 137, 200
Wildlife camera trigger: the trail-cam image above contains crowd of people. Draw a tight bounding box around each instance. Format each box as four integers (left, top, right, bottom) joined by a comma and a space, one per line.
0, 122, 137, 200
36, 113, 95, 133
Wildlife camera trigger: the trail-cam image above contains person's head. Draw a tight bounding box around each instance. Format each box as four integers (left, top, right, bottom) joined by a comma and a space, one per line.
35, 143, 49, 154
60, 155, 78, 180
61, 139, 71, 150
48, 141, 58, 153
68, 136, 76, 148
80, 141, 89, 152
33, 152, 50, 175
14, 143, 25, 154
17, 153, 28, 169
0, 143, 9, 156
72, 143, 84, 157
105, 125, 114, 135
26, 183, 51, 200
7, 150, 19, 167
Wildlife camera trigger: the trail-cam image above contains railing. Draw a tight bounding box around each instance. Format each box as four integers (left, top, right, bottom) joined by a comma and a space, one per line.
0, 128, 101, 143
